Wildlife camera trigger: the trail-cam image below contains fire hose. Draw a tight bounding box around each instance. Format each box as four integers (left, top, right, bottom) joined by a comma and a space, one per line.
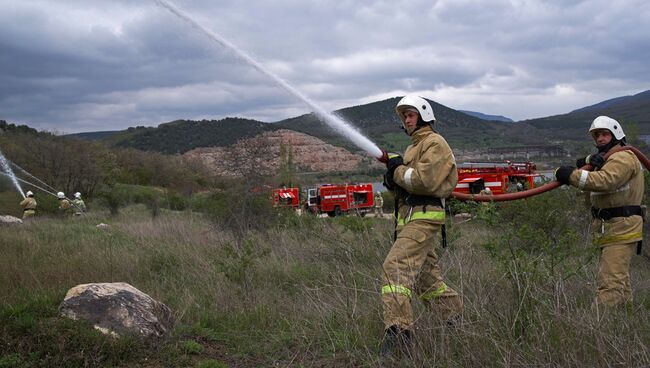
378, 145, 650, 202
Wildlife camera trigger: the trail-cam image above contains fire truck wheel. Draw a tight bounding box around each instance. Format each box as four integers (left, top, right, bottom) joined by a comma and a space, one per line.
358, 211, 366, 217
334, 206, 342, 217
327, 211, 335, 218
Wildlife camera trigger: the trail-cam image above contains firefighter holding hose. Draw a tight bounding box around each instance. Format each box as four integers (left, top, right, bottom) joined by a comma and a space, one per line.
379, 95, 463, 358
20, 191, 37, 219
555, 116, 644, 307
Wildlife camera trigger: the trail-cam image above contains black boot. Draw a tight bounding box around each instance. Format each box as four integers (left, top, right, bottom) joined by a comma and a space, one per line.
379, 325, 412, 359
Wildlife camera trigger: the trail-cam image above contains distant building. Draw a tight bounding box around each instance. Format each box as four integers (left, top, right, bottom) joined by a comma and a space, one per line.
485, 145, 567, 160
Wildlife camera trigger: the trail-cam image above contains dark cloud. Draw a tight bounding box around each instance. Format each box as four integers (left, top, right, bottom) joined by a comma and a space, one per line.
0, 0, 648, 132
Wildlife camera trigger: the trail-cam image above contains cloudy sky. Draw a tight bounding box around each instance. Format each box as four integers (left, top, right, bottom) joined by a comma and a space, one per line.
1, 0, 649, 133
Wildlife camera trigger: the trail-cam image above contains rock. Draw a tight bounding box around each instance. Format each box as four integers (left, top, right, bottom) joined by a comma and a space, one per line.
59, 282, 174, 338
96, 223, 110, 228
453, 213, 473, 224
0, 215, 22, 225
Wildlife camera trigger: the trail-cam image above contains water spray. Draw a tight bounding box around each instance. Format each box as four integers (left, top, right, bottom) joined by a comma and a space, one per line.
10, 161, 58, 194
0, 149, 25, 198
154, 0, 383, 159
0, 171, 59, 198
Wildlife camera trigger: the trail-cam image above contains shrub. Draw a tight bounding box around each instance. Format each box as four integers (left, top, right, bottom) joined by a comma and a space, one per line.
180, 340, 204, 354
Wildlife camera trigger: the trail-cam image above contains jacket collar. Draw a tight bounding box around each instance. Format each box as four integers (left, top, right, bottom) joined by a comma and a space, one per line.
411, 125, 433, 145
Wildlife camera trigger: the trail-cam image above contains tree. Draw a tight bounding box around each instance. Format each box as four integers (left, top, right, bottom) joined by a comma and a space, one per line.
278, 142, 296, 186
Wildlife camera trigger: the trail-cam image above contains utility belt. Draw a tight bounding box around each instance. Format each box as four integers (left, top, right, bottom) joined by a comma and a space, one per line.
591, 205, 644, 255
591, 205, 644, 220
404, 194, 442, 208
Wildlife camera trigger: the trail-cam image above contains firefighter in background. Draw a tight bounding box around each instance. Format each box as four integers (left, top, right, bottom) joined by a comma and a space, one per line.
374, 192, 384, 218
479, 187, 492, 206
57, 192, 72, 215
380, 94, 463, 358
73, 192, 86, 216
555, 116, 644, 307
20, 191, 37, 219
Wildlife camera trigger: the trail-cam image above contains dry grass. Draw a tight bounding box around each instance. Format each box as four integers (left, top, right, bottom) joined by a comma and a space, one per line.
1, 197, 650, 367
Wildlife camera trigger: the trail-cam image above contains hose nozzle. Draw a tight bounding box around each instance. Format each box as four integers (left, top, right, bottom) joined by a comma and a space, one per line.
377, 150, 389, 164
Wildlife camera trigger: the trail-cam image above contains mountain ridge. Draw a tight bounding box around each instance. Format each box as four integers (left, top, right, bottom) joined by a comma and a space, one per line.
59, 88, 650, 153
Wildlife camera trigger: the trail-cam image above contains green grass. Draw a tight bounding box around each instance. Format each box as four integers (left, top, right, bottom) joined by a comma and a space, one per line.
1, 190, 649, 367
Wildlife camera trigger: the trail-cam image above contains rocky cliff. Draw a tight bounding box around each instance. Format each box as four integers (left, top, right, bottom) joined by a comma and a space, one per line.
184, 129, 379, 177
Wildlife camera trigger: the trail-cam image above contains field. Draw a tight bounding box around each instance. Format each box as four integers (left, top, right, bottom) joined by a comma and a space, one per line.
1, 188, 650, 367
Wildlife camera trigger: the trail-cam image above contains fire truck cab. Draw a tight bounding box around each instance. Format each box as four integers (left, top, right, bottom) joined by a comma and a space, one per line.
454, 161, 542, 195
306, 183, 375, 217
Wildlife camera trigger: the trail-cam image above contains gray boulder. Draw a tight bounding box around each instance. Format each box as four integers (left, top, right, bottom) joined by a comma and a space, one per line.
59, 282, 174, 338
0, 215, 22, 225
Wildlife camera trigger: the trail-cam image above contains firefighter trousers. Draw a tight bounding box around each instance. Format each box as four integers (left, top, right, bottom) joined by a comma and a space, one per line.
596, 242, 636, 307
381, 220, 463, 330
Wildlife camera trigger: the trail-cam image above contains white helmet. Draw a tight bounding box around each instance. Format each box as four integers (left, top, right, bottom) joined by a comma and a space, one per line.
74, 192, 81, 199
484, 187, 492, 194
26, 191, 34, 197
395, 94, 436, 124
57, 192, 65, 199
589, 116, 625, 140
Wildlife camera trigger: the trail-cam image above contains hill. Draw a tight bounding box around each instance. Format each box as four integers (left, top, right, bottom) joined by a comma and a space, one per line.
66, 130, 120, 140
519, 89, 650, 141
273, 98, 544, 152
0, 120, 38, 135
184, 129, 381, 178
459, 110, 514, 122
102, 118, 277, 154
69, 98, 545, 155
68, 89, 650, 156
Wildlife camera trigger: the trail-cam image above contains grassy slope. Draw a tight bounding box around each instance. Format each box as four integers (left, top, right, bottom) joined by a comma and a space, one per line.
1, 193, 650, 367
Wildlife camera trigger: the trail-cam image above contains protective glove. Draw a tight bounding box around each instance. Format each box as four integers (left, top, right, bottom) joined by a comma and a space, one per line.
383, 169, 397, 191
386, 153, 404, 171
554, 166, 574, 185
576, 153, 605, 169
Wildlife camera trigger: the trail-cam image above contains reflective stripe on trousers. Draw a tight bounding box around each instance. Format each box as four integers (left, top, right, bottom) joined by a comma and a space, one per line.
381, 282, 450, 302
381, 284, 412, 298
594, 232, 642, 246
419, 283, 448, 302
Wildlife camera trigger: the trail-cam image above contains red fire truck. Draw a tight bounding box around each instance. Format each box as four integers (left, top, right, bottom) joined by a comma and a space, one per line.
454, 161, 543, 195
272, 187, 300, 208
306, 183, 375, 217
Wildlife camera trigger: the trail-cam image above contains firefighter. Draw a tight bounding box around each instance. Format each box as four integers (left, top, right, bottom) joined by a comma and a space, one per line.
57, 192, 72, 215
479, 187, 492, 196
479, 187, 492, 206
374, 192, 384, 218
380, 94, 462, 358
20, 191, 37, 219
555, 116, 644, 307
72, 192, 86, 216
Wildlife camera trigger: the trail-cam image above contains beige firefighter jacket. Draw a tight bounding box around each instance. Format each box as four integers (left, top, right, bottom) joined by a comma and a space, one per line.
392, 126, 457, 227
59, 199, 72, 212
20, 197, 37, 210
568, 147, 644, 246
73, 199, 86, 212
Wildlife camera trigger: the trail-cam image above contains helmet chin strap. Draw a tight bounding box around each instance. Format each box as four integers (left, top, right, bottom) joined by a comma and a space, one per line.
596, 137, 625, 153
